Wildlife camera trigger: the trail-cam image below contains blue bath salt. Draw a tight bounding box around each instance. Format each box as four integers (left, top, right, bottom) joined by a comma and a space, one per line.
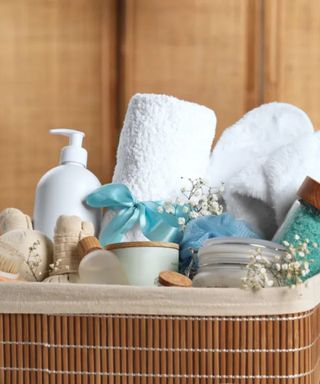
273, 200, 320, 279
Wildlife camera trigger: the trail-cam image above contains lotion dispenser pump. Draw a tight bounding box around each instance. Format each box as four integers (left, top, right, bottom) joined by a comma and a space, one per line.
52, 128, 88, 166
33, 129, 101, 239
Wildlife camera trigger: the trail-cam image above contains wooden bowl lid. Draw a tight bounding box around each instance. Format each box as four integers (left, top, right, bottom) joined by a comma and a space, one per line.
297, 176, 320, 210
106, 241, 179, 251
158, 271, 192, 287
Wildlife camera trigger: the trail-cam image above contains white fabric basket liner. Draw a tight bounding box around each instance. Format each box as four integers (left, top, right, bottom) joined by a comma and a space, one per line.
1, 274, 320, 316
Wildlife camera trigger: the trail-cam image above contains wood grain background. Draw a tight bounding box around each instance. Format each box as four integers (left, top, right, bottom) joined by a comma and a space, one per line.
0, 0, 319, 214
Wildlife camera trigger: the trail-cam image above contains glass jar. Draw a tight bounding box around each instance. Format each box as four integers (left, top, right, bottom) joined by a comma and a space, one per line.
273, 176, 320, 279
192, 238, 285, 288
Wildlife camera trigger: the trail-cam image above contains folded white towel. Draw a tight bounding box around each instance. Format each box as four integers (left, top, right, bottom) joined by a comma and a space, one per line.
266, 132, 320, 226
209, 102, 314, 186
209, 102, 316, 238
102, 93, 217, 241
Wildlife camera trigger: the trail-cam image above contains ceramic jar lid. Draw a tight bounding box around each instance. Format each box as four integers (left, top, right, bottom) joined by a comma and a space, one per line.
105, 241, 179, 251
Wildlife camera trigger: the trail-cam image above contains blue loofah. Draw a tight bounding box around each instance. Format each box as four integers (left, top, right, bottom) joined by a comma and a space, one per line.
179, 213, 262, 273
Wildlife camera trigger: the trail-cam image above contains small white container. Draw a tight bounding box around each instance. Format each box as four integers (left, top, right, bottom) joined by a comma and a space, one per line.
193, 237, 285, 288
105, 241, 179, 286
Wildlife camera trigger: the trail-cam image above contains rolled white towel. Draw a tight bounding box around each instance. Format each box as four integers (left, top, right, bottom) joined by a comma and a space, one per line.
209, 102, 316, 239
102, 93, 216, 242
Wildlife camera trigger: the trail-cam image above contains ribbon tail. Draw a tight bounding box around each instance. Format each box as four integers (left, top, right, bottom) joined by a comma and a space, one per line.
140, 203, 183, 244
99, 207, 140, 246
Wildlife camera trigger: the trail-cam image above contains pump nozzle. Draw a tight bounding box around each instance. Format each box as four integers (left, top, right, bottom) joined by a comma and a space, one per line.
50, 128, 88, 167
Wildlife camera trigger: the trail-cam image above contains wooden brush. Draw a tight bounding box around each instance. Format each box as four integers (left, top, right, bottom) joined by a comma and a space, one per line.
0, 250, 24, 281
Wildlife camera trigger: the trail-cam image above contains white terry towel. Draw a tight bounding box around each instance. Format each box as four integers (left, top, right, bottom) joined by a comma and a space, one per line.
209, 102, 316, 239
102, 93, 217, 241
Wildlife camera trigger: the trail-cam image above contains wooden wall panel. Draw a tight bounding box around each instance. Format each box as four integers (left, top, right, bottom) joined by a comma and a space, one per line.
0, 0, 118, 215
1, 0, 320, 215
119, 0, 263, 140
263, 0, 320, 129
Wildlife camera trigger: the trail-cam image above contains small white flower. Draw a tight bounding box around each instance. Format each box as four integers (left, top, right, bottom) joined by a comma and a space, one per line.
283, 240, 290, 247
189, 211, 199, 219
298, 251, 305, 258
294, 234, 300, 240
189, 198, 198, 207
293, 261, 301, 269
285, 253, 292, 260
201, 201, 208, 209
176, 197, 183, 206
210, 194, 218, 201
313, 242, 318, 248
282, 264, 288, 271
165, 206, 175, 214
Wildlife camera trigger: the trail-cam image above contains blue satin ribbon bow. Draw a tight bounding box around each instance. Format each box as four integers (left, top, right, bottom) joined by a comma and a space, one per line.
86, 183, 182, 246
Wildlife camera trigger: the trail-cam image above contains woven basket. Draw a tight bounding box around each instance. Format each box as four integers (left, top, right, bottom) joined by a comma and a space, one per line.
1, 276, 320, 383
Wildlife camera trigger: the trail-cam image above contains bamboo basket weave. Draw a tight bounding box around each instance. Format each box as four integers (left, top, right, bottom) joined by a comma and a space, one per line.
0, 277, 320, 383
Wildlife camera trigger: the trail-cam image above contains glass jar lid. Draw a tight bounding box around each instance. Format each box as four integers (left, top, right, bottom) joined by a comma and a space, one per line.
198, 237, 285, 267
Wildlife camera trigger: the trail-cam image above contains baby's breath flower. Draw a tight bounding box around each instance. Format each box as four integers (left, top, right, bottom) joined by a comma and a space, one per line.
285, 253, 292, 260
189, 211, 199, 219
158, 178, 225, 232
242, 235, 312, 290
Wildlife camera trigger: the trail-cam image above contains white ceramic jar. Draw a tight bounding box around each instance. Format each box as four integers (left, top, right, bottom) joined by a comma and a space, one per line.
192, 237, 285, 288
105, 241, 179, 286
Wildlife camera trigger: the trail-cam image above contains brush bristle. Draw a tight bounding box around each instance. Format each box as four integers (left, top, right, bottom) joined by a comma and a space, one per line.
0, 253, 23, 274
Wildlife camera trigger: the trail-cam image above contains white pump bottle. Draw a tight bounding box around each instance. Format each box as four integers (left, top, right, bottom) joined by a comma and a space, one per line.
33, 129, 101, 239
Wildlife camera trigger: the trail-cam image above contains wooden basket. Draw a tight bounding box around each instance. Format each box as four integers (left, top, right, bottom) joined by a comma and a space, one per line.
0, 277, 320, 383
